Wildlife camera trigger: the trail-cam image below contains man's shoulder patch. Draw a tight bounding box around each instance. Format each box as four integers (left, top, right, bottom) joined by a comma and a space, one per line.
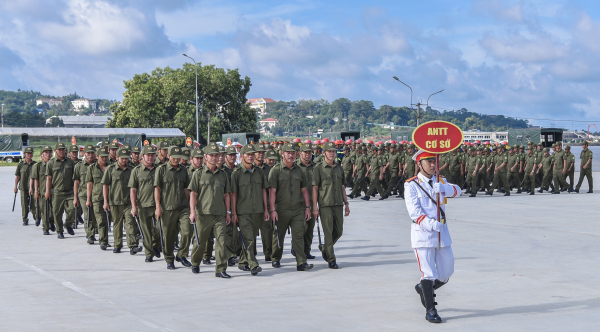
406, 176, 417, 182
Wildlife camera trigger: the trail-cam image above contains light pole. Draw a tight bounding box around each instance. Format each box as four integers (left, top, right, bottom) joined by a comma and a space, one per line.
182, 54, 200, 144
1, 103, 4, 128
392, 77, 444, 127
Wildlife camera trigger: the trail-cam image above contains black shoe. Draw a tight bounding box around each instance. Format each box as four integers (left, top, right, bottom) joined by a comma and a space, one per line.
113, 247, 121, 253
421, 279, 442, 323
361, 196, 370, 201
134, 246, 142, 253
87, 237, 94, 244
129, 247, 137, 255
348, 194, 354, 199
574, 189, 579, 193
479, 188, 485, 192
227, 257, 237, 266
328, 261, 339, 269
265, 256, 272, 262
296, 263, 314, 271
100, 243, 108, 250
537, 189, 543, 193
291, 248, 296, 257
145, 256, 153, 262
167, 262, 176, 270
215, 272, 232, 278
469, 194, 476, 197
94, 228, 98, 235
305, 253, 315, 259
153, 247, 161, 258
272, 261, 281, 268
498, 189, 505, 193
378, 195, 386, 200
238, 265, 251, 272
202, 259, 212, 265
57, 232, 64, 239
50, 223, 56, 232
370, 193, 376, 197
551, 191, 559, 194
35, 219, 40, 227
515, 190, 522, 194
465, 190, 471, 194
251, 266, 262, 275
503, 193, 510, 196
588, 190, 593, 193
210, 255, 216, 260
65, 226, 74, 235
192, 266, 200, 274
322, 250, 328, 261
529, 192, 534, 195
43, 230, 50, 235
23, 221, 28, 226
173, 243, 180, 251
178, 256, 192, 267
485, 191, 492, 196
415, 283, 426, 308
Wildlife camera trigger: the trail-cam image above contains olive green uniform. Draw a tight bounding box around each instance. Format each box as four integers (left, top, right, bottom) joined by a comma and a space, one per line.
222, 163, 241, 261
31, 160, 54, 231
540, 153, 555, 191
523, 152, 537, 193
366, 152, 385, 197
188, 167, 231, 272
465, 152, 478, 193
576, 148, 593, 192
231, 164, 268, 269
254, 162, 273, 260
155, 163, 191, 264
447, 151, 462, 188
384, 151, 402, 197
507, 152, 521, 192
102, 163, 138, 250
491, 151, 510, 194
312, 161, 346, 263
552, 150, 569, 192
349, 152, 368, 197
46, 157, 76, 233
565, 152, 576, 190
15, 159, 36, 223
86, 162, 109, 245
73, 160, 96, 238
129, 164, 161, 258
268, 162, 309, 266
296, 159, 317, 256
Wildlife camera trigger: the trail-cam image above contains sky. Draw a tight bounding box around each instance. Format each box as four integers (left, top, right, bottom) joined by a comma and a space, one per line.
1, 0, 600, 128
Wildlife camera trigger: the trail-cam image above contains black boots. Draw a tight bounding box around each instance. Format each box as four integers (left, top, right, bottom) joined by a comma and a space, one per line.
421, 279, 442, 323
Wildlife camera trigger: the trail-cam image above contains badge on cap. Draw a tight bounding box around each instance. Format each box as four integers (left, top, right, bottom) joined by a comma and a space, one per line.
186, 137, 192, 147
144, 140, 149, 146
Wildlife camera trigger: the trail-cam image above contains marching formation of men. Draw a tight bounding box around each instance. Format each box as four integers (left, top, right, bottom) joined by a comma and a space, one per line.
15, 139, 351, 278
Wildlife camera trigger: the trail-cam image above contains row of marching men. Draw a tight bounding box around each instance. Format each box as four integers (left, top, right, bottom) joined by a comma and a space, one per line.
14, 140, 350, 278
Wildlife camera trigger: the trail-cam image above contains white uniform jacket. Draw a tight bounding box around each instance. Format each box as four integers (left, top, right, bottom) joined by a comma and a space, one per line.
404, 172, 461, 248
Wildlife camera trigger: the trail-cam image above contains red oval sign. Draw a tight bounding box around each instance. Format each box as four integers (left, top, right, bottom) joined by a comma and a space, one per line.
186, 137, 192, 146
412, 121, 464, 154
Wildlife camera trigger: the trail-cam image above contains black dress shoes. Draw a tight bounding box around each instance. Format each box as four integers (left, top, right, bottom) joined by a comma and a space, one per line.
361, 196, 370, 201
328, 261, 339, 269
178, 256, 192, 267
66, 226, 75, 235
113, 247, 121, 253
238, 265, 251, 272
130, 247, 137, 255
227, 257, 237, 266
251, 266, 262, 275
265, 256, 272, 262
305, 253, 315, 259
153, 247, 161, 258
296, 263, 314, 271
57, 232, 65, 239
87, 237, 94, 244
202, 259, 212, 265
173, 243, 180, 251
215, 272, 231, 278
192, 266, 200, 274
43, 230, 50, 235
145, 256, 153, 262
100, 243, 108, 250
167, 262, 176, 270
50, 223, 56, 232
291, 248, 296, 257
272, 261, 281, 268
23, 221, 28, 226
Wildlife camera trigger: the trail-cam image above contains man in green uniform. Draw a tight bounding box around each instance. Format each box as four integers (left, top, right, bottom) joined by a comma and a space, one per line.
130, 145, 162, 262
73, 145, 97, 243
362, 146, 386, 200
253, 143, 273, 261
231, 144, 268, 275
384, 144, 402, 198
507, 145, 522, 193
189, 143, 232, 278
102, 149, 140, 254
45, 143, 76, 239
447, 148, 462, 190
186, 149, 209, 264
154, 141, 169, 166
465, 148, 480, 196
180, 147, 190, 168
86, 147, 110, 249
564, 146, 576, 192
348, 146, 368, 199
14, 147, 36, 225
481, 147, 493, 194
523, 146, 537, 195
223, 146, 241, 266
404, 144, 417, 180
296, 143, 317, 259
266, 150, 277, 167
537, 148, 555, 193
268, 143, 313, 271
154, 146, 192, 269
575, 141, 593, 193
108, 142, 119, 164
313, 144, 324, 164
130, 146, 142, 167
342, 145, 354, 187
312, 142, 350, 269
32, 146, 54, 233
491, 144, 510, 196
551, 142, 569, 193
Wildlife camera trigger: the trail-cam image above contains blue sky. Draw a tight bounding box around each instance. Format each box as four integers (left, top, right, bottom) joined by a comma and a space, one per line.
1, 0, 600, 128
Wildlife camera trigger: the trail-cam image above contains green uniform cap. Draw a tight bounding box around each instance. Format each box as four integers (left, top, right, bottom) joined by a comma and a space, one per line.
551, 143, 556, 147
300, 144, 312, 152
218, 145, 226, 153
254, 144, 266, 152
54, 142, 66, 150
241, 144, 256, 154
556, 141, 562, 146
168, 146, 184, 158
159, 141, 169, 150
205, 144, 220, 155
181, 147, 191, 160
24, 147, 34, 153
109, 142, 120, 150
117, 149, 130, 158
97, 147, 109, 157
527, 146, 533, 150
69, 145, 79, 152
266, 150, 278, 160
362, 146, 367, 151
322, 142, 336, 151
538, 142, 543, 146
281, 143, 296, 152
100, 140, 110, 148
191, 149, 204, 158
131, 146, 141, 153
226, 146, 237, 155
565, 145, 571, 150
141, 146, 156, 155
582, 141, 588, 146
543, 147, 550, 152
41, 145, 53, 152
84, 145, 96, 153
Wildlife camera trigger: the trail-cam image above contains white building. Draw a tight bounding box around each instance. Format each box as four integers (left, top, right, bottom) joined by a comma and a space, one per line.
36, 98, 63, 107
463, 131, 508, 143
71, 98, 98, 111
259, 117, 278, 134
248, 98, 275, 117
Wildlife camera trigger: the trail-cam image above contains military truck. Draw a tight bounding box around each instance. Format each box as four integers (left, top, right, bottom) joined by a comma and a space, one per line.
320, 131, 360, 141
0, 133, 30, 163
508, 128, 563, 147
391, 128, 415, 142
108, 133, 148, 149
222, 132, 261, 146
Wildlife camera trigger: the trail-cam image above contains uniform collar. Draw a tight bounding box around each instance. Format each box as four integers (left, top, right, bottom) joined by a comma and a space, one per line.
166, 162, 182, 171
417, 172, 434, 184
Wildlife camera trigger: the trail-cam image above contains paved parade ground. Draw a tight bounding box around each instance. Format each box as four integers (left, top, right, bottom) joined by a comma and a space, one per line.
0, 166, 598, 331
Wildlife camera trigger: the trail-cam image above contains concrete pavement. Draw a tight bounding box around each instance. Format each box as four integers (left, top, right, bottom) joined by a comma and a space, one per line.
0, 166, 598, 331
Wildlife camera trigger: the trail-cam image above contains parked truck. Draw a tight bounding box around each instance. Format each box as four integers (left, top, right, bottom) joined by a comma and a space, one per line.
0, 133, 30, 163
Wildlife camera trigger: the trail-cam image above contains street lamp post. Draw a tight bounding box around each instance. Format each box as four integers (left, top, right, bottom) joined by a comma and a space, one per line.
1, 103, 4, 128
182, 54, 199, 144
392, 77, 444, 127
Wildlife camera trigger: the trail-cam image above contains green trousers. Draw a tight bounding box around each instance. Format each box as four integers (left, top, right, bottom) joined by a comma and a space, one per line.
203, 233, 214, 259
256, 217, 273, 260
110, 205, 138, 249
271, 208, 307, 266
465, 170, 475, 192
190, 214, 228, 273
491, 172, 510, 194
138, 206, 161, 258
303, 214, 315, 255
160, 207, 191, 263
553, 170, 569, 191
343, 169, 353, 189
508, 172, 521, 191
566, 169, 575, 189
349, 172, 368, 197
52, 192, 74, 233
80, 196, 97, 239
576, 168, 593, 191
92, 202, 109, 245
237, 213, 262, 269
524, 170, 536, 193
366, 174, 385, 197
384, 174, 401, 196
468, 171, 481, 196
320, 206, 344, 263
225, 217, 242, 260
19, 191, 33, 222
541, 170, 555, 191
40, 195, 54, 232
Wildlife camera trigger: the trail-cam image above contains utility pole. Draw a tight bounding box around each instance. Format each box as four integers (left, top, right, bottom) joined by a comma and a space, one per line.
182, 54, 199, 144
416, 102, 421, 127
1, 104, 4, 128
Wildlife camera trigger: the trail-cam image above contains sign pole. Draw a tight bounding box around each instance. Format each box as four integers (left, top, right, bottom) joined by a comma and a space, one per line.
435, 154, 441, 250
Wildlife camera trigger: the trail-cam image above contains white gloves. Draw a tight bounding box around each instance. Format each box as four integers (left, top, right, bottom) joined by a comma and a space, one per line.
433, 182, 454, 195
